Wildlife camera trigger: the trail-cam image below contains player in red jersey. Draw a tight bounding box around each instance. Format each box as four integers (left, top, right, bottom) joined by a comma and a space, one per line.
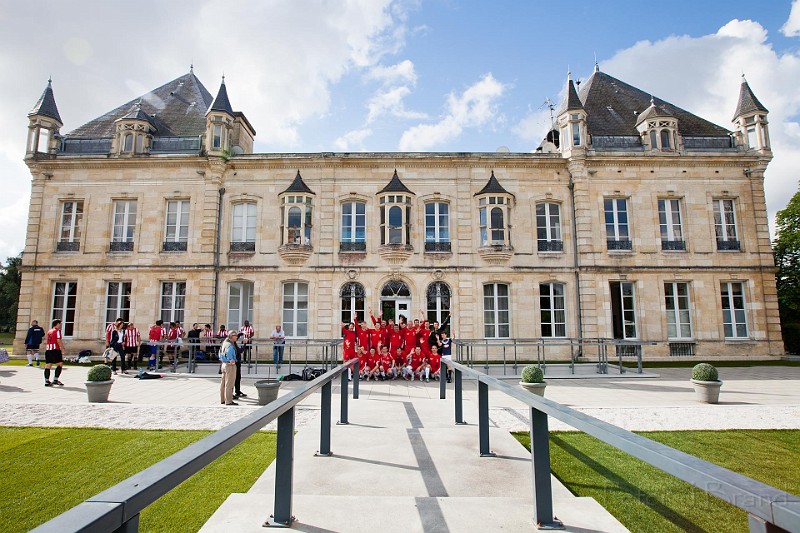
363, 347, 381, 381
411, 346, 427, 381
429, 344, 442, 381
400, 322, 417, 358
356, 346, 370, 379
388, 324, 403, 357
378, 346, 396, 380
43, 319, 65, 386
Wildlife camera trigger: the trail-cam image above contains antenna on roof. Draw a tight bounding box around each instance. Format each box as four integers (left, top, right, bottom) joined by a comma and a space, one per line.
540, 97, 557, 130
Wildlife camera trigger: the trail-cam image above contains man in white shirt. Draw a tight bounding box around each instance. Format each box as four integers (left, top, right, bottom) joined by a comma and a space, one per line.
270, 324, 286, 371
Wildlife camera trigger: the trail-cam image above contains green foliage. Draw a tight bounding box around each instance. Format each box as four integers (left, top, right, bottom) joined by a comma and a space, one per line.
521, 364, 544, 383
692, 363, 719, 382
775, 184, 800, 353
0, 254, 21, 333
514, 429, 800, 533
86, 364, 112, 382
0, 428, 277, 532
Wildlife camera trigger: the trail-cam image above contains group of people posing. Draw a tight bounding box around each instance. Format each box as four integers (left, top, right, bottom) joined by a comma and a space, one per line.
341, 309, 452, 383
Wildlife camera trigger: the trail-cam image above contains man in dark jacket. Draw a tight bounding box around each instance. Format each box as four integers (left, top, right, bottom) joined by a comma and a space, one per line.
24, 320, 46, 366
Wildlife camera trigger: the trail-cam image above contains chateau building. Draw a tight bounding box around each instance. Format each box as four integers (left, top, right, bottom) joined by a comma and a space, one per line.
15, 66, 782, 359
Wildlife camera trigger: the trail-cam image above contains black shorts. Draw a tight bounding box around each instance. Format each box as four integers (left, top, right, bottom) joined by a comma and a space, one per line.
26, 344, 41, 351
45, 350, 63, 364
125, 346, 138, 355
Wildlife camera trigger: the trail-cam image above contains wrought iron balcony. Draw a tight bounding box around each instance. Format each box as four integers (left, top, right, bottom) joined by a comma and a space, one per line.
230, 241, 256, 253
339, 242, 367, 252
607, 239, 632, 251
661, 240, 686, 251
424, 241, 451, 253
56, 241, 80, 252
716, 239, 740, 251
537, 240, 563, 252
109, 241, 134, 252
162, 241, 188, 252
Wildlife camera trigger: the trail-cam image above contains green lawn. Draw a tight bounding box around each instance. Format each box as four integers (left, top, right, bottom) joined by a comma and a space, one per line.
0, 332, 14, 353
513, 430, 800, 533
0, 427, 277, 532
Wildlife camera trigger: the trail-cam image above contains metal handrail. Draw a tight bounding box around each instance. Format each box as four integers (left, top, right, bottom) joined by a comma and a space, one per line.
440, 359, 800, 531
31, 358, 359, 532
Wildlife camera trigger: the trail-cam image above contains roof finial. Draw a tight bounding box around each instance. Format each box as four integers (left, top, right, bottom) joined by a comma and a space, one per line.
594, 52, 599, 73
190, 61, 194, 73
221, 72, 225, 84
136, 98, 143, 109
567, 64, 571, 79
741, 71, 747, 83
47, 75, 52, 86
650, 95, 655, 105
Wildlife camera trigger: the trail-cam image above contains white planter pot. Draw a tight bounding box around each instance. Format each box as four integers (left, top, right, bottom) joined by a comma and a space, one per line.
254, 379, 282, 405
85, 380, 114, 403
519, 381, 547, 397
690, 379, 722, 404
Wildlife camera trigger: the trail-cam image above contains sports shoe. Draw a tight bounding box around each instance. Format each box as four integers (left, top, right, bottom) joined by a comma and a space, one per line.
238, 392, 247, 398
53, 380, 64, 386
225, 402, 239, 406
426, 378, 430, 383
44, 381, 52, 387
27, 363, 32, 367
36, 361, 41, 366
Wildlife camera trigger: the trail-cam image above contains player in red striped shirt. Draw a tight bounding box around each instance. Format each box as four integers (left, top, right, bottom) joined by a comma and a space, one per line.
44, 319, 65, 386
124, 322, 141, 370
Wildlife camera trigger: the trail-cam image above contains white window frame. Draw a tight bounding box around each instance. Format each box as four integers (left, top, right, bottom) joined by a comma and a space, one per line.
227, 281, 254, 333
540, 283, 566, 338
426, 281, 451, 325
232, 202, 257, 243
380, 195, 411, 245
604, 198, 630, 242
424, 202, 450, 243
52, 281, 78, 337
483, 283, 510, 338
213, 123, 223, 149
341, 201, 366, 244
106, 281, 132, 327
478, 196, 510, 247
160, 281, 186, 324
282, 281, 309, 338
664, 282, 692, 340
122, 134, 133, 153
721, 281, 748, 339
611, 281, 638, 339
658, 199, 683, 242
536, 202, 562, 247
340, 282, 365, 325
165, 200, 190, 243
713, 199, 739, 243
281, 195, 313, 246
60, 201, 84, 243
112, 200, 137, 243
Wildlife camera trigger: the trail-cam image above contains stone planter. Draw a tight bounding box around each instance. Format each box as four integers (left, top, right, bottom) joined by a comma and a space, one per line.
85, 380, 114, 403
691, 379, 722, 404
519, 381, 547, 397
255, 379, 282, 405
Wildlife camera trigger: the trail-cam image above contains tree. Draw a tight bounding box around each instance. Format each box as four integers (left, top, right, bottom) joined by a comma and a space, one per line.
0, 253, 22, 332
774, 184, 800, 353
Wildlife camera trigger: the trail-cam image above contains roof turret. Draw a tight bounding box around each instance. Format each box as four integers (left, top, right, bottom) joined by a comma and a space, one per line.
475, 171, 512, 196
29, 78, 63, 124
558, 71, 585, 115
378, 169, 414, 194
732, 75, 768, 121
209, 76, 234, 116
282, 170, 315, 195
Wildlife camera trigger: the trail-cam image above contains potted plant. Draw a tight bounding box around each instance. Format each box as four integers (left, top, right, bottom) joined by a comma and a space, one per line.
690, 363, 722, 404
254, 378, 282, 405
519, 365, 546, 396
86, 364, 114, 403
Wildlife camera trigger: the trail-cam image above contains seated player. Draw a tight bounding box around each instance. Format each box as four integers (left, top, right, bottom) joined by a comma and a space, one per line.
356, 345, 369, 379
402, 350, 415, 381
411, 346, 430, 382
378, 346, 396, 380
342, 336, 358, 380
364, 347, 381, 381
394, 347, 406, 374
429, 344, 442, 381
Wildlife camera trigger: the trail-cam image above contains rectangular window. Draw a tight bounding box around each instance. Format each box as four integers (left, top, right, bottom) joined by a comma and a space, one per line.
610, 281, 637, 339
282, 282, 309, 338
658, 199, 684, 250
425, 202, 450, 243
713, 199, 740, 250
746, 126, 757, 148
483, 283, 510, 338
479, 203, 507, 246
721, 281, 748, 338
213, 124, 222, 148
52, 281, 77, 337
536, 202, 562, 252
540, 283, 566, 337
165, 200, 190, 243
604, 198, 631, 250
112, 200, 137, 243
232, 203, 257, 243
341, 201, 366, 250
59, 201, 84, 244
664, 282, 692, 339
227, 282, 254, 333
572, 122, 581, 146
160, 281, 186, 324
37, 128, 50, 153
105, 281, 132, 327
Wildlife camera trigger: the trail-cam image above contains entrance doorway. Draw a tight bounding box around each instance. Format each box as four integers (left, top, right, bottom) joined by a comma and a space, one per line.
380, 280, 412, 324
609, 281, 637, 339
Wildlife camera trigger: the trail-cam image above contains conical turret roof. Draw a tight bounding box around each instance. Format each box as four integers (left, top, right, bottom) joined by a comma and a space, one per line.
29, 79, 62, 124
282, 170, 315, 195
475, 171, 512, 196
732, 76, 768, 121
558, 72, 585, 114
378, 170, 414, 194
209, 76, 234, 115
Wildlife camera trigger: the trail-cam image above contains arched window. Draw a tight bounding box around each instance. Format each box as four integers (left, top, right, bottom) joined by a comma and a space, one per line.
380, 194, 411, 246
478, 196, 511, 247
122, 134, 133, 153
388, 206, 402, 244
381, 280, 411, 298
649, 130, 658, 149
280, 195, 313, 246
426, 282, 451, 324
135, 134, 144, 153
287, 206, 302, 243
490, 207, 505, 242
340, 282, 365, 324
660, 129, 671, 149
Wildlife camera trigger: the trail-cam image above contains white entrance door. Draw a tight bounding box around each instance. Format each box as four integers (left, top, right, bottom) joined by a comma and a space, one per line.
395, 298, 412, 325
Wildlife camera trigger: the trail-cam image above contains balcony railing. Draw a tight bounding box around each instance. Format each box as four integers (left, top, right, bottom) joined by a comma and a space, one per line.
661, 239, 686, 251
339, 241, 367, 252
162, 241, 188, 252
607, 239, 632, 251
424, 241, 451, 253
537, 240, 563, 252
109, 241, 134, 252
230, 241, 256, 253
56, 241, 80, 252
717, 239, 741, 251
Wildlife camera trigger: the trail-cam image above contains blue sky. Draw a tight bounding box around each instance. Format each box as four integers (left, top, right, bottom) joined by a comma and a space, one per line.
0, 0, 799, 258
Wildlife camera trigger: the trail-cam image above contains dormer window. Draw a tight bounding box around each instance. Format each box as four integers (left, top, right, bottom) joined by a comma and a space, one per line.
213, 124, 223, 149
122, 134, 133, 153
281, 195, 313, 246
571, 115, 582, 146
380, 194, 411, 245
478, 196, 511, 247
660, 129, 671, 149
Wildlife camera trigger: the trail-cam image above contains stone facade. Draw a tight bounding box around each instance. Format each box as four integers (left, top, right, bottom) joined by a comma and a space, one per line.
15, 69, 782, 360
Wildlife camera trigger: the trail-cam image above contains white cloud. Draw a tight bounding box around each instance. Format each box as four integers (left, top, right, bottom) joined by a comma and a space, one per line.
399, 74, 506, 151
367, 85, 427, 123
367, 59, 417, 85
601, 18, 800, 235
782, 0, 800, 36
334, 128, 373, 151
512, 107, 554, 147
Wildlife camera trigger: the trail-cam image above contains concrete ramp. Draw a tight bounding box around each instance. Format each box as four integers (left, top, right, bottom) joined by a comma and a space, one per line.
201, 390, 627, 532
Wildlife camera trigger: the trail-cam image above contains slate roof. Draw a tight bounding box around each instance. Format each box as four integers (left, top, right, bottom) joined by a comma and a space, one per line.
733, 78, 768, 121
576, 71, 730, 136
475, 171, 512, 196
209, 78, 235, 115
282, 170, 315, 195
558, 74, 584, 114
67, 71, 213, 138
118, 100, 156, 128
378, 170, 414, 194
29, 79, 63, 124
635, 97, 674, 126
